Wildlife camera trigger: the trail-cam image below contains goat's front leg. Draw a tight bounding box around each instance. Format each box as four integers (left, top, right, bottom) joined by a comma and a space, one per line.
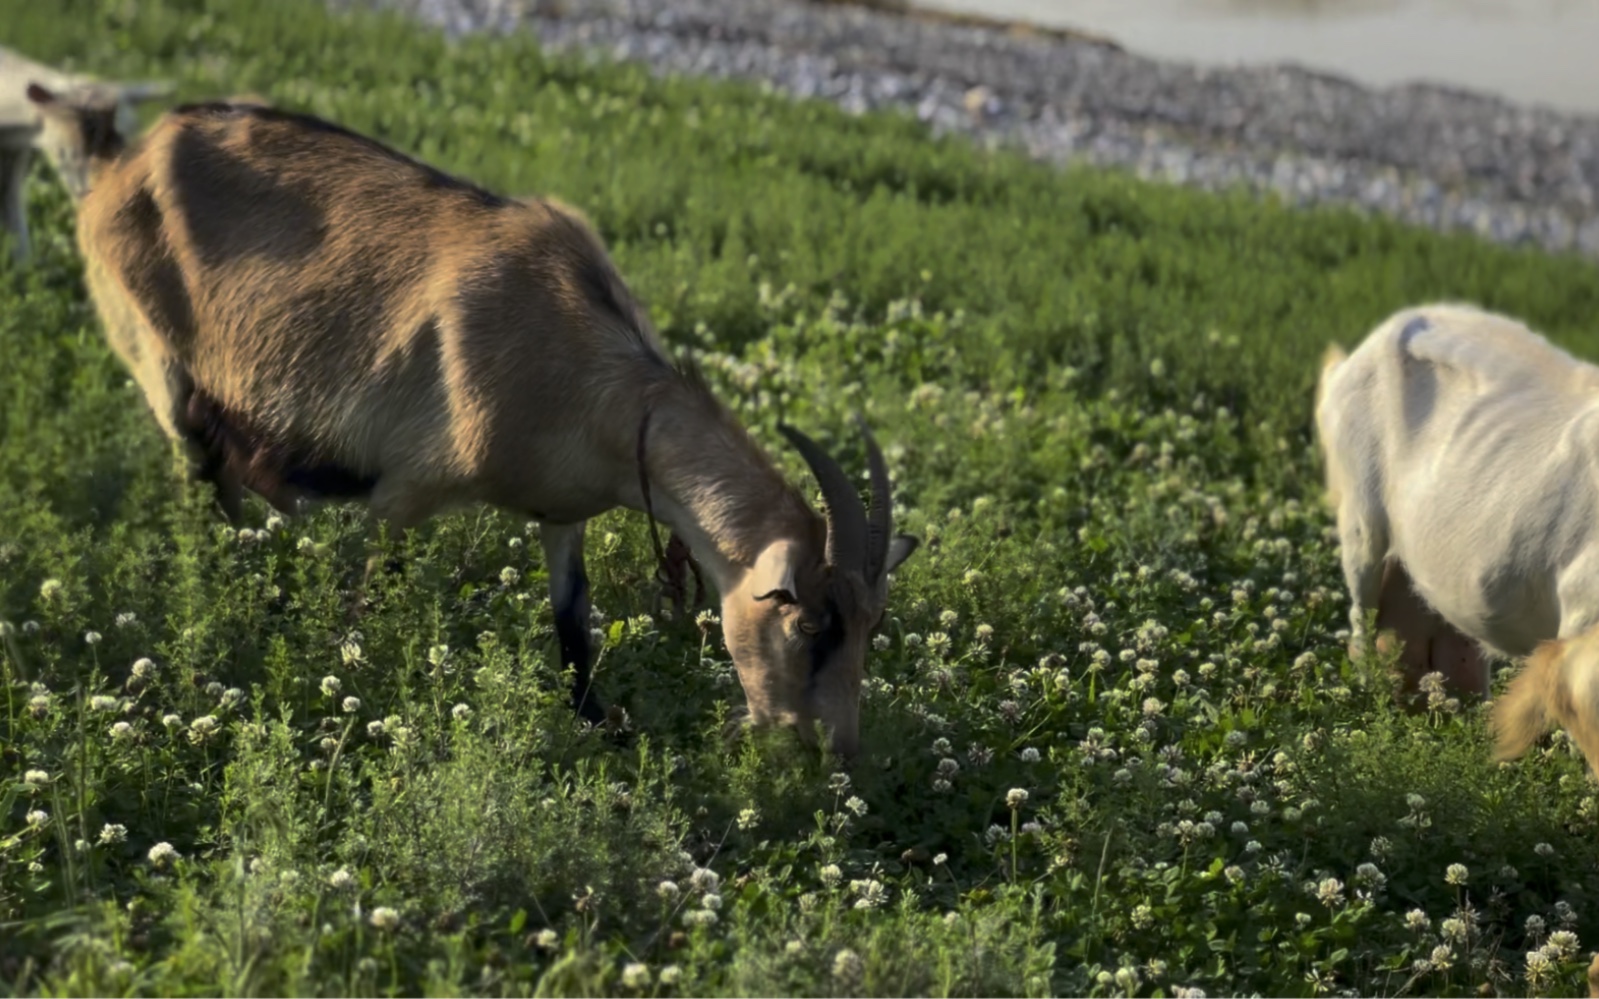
541, 520, 606, 725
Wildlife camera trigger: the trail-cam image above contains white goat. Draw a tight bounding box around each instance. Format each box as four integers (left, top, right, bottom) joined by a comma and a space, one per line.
1316, 302, 1599, 773
0, 45, 167, 263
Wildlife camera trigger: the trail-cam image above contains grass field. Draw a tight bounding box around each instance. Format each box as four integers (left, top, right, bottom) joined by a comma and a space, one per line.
5, 0, 1599, 995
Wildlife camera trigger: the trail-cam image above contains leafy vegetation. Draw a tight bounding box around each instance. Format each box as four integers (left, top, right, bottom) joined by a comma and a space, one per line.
4, 0, 1599, 994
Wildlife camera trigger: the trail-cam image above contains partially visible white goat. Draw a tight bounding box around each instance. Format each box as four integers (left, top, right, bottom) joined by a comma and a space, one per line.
0, 45, 168, 263
1316, 303, 1599, 772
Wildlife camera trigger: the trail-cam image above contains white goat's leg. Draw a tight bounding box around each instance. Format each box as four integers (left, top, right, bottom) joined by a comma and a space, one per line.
0, 143, 32, 265
1337, 498, 1387, 660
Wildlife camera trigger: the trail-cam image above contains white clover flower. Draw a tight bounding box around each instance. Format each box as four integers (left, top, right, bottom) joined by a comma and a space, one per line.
701, 893, 723, 911
162, 713, 182, 729
1440, 917, 1468, 942
819, 863, 843, 887
1445, 863, 1469, 886
1020, 747, 1040, 763
1525, 949, 1553, 979
342, 696, 361, 714
1224, 865, 1245, 885
621, 963, 651, 988
131, 657, 156, 678
828, 772, 851, 793
320, 675, 341, 696
690, 867, 720, 893
23, 769, 49, 786
872, 633, 891, 651
369, 907, 400, 930
931, 778, 951, 792
39, 579, 64, 601
682, 909, 718, 928
657, 880, 680, 901
658, 965, 681, 985
328, 868, 355, 890
1535, 841, 1555, 858
737, 807, 760, 830
89, 695, 118, 712
109, 721, 134, 741
1429, 944, 1454, 970
1006, 788, 1028, 809
1548, 929, 1580, 958
931, 737, 952, 755
84, 630, 102, 646
221, 688, 245, 708
535, 928, 559, 949
148, 841, 179, 867
844, 796, 868, 817
26, 809, 49, 827
188, 715, 220, 744
850, 878, 888, 909
451, 703, 472, 721
974, 623, 994, 642
367, 720, 386, 738
831, 948, 864, 986
499, 566, 520, 586
1404, 909, 1429, 931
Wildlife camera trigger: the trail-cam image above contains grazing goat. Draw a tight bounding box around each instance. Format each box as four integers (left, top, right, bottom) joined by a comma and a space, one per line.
1, 48, 167, 262
1316, 302, 1599, 774
31, 87, 919, 756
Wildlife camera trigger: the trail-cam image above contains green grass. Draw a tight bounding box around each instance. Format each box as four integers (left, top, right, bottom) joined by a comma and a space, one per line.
4, 0, 1599, 995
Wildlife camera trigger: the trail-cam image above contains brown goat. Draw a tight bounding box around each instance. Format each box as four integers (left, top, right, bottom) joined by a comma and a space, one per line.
31, 86, 919, 755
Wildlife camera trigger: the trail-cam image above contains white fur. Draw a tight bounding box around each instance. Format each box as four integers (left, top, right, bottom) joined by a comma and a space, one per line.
1317, 302, 1599, 659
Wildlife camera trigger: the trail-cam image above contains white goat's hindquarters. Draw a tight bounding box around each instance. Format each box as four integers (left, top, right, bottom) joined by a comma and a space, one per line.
1320, 303, 1599, 662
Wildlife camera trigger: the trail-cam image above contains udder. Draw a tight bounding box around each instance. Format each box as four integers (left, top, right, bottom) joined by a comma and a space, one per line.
1374, 559, 1491, 703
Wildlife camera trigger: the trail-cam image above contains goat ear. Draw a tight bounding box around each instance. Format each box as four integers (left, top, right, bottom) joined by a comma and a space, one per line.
749, 540, 800, 604
25, 82, 59, 107
884, 534, 919, 575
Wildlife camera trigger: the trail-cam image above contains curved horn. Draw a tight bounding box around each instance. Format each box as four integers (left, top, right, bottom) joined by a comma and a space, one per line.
855, 415, 893, 584
779, 423, 867, 572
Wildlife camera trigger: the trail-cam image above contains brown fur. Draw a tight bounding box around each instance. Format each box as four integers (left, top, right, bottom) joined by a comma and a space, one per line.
1588, 952, 1599, 998
63, 99, 917, 752
1492, 627, 1599, 777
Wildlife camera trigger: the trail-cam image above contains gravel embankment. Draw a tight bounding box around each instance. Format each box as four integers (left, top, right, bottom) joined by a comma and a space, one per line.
337, 0, 1599, 259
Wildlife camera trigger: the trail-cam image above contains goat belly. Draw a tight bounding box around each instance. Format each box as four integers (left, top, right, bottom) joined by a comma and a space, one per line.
185, 389, 375, 507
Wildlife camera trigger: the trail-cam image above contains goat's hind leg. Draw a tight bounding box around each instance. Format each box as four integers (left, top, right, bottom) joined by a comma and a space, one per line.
1336, 496, 1388, 662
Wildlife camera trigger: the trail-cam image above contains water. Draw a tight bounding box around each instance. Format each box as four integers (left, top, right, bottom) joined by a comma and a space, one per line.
910, 0, 1599, 116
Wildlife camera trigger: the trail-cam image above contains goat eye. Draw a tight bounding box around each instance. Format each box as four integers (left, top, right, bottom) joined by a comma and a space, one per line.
797, 619, 820, 636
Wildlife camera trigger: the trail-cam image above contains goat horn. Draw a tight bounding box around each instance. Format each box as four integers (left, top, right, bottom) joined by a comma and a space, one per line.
779, 423, 867, 573
855, 415, 892, 584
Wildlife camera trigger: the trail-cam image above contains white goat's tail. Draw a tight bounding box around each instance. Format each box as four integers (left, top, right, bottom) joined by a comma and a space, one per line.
1313, 343, 1349, 506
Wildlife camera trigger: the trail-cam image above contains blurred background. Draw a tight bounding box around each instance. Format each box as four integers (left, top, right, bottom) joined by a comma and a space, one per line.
911, 0, 1599, 113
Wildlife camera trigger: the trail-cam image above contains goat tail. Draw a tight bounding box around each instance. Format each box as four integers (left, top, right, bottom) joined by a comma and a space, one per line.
1491, 641, 1561, 762
1313, 343, 1349, 506
1313, 343, 1347, 425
